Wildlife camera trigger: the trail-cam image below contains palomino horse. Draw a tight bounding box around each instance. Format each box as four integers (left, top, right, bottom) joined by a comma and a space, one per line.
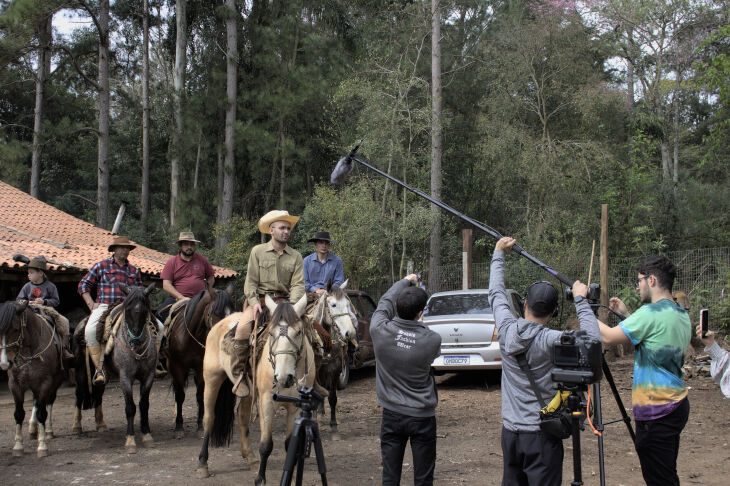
311, 280, 358, 432
167, 286, 234, 438
196, 294, 314, 485
73, 283, 158, 453
0, 300, 65, 457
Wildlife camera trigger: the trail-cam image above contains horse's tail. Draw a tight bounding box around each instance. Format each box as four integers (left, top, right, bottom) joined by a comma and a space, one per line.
74, 344, 103, 410
209, 377, 236, 448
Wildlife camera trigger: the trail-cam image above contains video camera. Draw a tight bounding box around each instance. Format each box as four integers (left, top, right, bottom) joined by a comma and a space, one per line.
273, 386, 324, 413
565, 282, 601, 303
551, 329, 603, 386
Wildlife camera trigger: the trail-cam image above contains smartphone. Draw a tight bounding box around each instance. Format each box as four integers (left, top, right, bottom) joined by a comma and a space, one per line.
700, 308, 709, 337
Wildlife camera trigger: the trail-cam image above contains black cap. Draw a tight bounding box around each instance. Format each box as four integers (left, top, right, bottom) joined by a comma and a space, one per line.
526, 281, 558, 317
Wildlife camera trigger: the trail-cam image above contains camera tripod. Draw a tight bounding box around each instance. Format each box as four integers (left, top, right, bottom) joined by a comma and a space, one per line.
273, 387, 328, 486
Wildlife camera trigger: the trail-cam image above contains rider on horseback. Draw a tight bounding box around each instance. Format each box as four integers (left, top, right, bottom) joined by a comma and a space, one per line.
231, 210, 305, 398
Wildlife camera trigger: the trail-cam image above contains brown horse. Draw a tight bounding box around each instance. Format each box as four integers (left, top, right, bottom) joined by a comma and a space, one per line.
166, 286, 234, 438
0, 300, 65, 457
196, 294, 314, 485
311, 280, 357, 433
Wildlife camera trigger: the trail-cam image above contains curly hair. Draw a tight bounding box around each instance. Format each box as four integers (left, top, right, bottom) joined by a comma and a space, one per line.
636, 255, 677, 292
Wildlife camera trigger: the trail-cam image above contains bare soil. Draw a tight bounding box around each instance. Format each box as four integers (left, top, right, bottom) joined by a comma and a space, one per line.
1, 352, 729, 486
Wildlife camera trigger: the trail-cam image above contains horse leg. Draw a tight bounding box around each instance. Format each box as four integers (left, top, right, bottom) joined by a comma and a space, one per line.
45, 404, 54, 439
172, 369, 186, 439
237, 395, 258, 470
329, 386, 339, 434
120, 374, 137, 454
29, 401, 38, 438
194, 369, 205, 434
94, 384, 108, 432
255, 392, 275, 486
12, 398, 25, 457
35, 402, 49, 457
196, 369, 225, 479
140, 373, 155, 448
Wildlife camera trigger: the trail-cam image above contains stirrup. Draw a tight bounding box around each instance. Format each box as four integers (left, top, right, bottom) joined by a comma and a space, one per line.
232, 373, 250, 398
92, 368, 106, 385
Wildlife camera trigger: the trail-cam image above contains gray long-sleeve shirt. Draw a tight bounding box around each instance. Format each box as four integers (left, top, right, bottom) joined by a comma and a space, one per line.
371, 279, 442, 417
17, 280, 60, 307
488, 250, 600, 432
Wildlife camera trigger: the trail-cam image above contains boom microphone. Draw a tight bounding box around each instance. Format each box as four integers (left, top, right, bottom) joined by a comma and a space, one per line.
330, 139, 362, 185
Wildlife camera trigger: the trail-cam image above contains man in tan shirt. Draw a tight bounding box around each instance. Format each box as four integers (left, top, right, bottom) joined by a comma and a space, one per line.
231, 210, 305, 397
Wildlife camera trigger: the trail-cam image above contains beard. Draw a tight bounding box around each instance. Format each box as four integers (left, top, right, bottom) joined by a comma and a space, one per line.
640, 291, 652, 304
181, 248, 195, 257
273, 233, 289, 244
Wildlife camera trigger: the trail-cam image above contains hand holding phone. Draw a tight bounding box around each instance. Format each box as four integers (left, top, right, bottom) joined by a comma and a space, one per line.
700, 309, 709, 338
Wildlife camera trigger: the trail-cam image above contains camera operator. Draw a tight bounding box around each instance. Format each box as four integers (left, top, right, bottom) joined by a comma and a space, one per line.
696, 325, 730, 398
371, 274, 442, 486
599, 255, 691, 486
488, 237, 599, 486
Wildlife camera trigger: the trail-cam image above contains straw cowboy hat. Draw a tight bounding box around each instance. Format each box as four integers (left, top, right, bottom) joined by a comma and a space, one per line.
177, 231, 201, 244
108, 235, 136, 252
308, 231, 336, 243
258, 210, 300, 234
27, 256, 47, 271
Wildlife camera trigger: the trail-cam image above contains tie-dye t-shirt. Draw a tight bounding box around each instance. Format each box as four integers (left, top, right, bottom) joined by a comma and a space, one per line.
619, 299, 691, 421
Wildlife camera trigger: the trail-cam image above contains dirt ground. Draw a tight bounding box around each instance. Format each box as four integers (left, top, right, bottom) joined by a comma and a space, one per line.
1, 352, 729, 486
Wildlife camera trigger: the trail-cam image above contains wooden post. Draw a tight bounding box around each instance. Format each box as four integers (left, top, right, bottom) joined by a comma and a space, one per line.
600, 204, 622, 356
462, 229, 472, 290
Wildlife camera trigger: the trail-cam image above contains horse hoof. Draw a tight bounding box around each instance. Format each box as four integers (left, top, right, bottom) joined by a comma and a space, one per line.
12, 449, 23, 457
126, 445, 137, 454
96, 424, 108, 432
142, 434, 155, 448
174, 430, 185, 440
254, 477, 266, 486
45, 431, 54, 440
196, 466, 210, 479
72, 425, 82, 435
37, 448, 49, 458
29, 431, 38, 439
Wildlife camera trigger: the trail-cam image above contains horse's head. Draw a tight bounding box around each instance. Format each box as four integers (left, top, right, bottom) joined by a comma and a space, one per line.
320, 279, 357, 346
119, 283, 155, 339
0, 300, 28, 370
264, 294, 308, 389
210, 284, 234, 323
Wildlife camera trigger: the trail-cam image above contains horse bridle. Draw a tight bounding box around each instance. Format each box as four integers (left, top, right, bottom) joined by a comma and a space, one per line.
1, 311, 57, 368
267, 321, 305, 367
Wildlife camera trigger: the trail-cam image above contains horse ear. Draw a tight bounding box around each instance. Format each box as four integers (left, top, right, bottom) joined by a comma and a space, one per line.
265, 294, 278, 315
225, 283, 234, 297
144, 282, 156, 296
119, 283, 130, 295
16, 300, 28, 313
326, 279, 333, 292
340, 279, 348, 290
294, 294, 308, 317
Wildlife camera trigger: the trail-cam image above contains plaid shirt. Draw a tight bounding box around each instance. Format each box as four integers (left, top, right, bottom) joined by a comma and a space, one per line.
78, 257, 143, 304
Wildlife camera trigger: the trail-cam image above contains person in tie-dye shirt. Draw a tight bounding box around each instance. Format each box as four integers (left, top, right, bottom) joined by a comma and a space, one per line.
599, 255, 691, 486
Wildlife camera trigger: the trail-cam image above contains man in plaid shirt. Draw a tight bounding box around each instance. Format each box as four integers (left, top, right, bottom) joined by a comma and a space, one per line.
79, 236, 143, 384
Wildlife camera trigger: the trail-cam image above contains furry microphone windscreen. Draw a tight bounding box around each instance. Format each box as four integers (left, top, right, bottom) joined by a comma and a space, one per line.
330, 156, 354, 185
12, 254, 30, 264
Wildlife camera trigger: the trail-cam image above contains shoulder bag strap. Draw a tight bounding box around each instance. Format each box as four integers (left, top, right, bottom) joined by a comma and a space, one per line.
514, 351, 548, 409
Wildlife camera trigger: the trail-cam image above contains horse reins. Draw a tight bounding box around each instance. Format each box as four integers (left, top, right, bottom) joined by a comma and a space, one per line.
1, 311, 58, 369
114, 311, 154, 361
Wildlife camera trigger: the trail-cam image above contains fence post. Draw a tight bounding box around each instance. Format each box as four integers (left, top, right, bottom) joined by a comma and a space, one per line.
601, 204, 622, 356
462, 229, 472, 290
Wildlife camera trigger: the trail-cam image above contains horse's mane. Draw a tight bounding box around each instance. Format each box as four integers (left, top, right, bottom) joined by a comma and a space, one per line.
270, 301, 301, 328
123, 286, 150, 310
0, 301, 18, 335
213, 290, 233, 317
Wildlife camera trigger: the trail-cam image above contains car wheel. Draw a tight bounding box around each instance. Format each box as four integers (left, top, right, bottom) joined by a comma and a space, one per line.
337, 360, 350, 390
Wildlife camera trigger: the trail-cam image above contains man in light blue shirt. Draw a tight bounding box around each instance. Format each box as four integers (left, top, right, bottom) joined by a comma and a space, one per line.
303, 231, 345, 294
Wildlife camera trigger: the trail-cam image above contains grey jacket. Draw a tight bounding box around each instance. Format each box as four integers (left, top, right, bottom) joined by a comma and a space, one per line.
17, 280, 60, 308
371, 279, 442, 417
488, 250, 600, 432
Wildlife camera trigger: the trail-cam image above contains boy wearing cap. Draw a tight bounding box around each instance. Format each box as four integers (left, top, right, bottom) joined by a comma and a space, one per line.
303, 231, 345, 295
17, 257, 73, 361
488, 237, 599, 486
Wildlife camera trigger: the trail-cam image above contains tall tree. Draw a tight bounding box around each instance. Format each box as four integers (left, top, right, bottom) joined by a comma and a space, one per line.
140, 0, 151, 222
170, 0, 187, 230
429, 0, 442, 291
30, 11, 52, 199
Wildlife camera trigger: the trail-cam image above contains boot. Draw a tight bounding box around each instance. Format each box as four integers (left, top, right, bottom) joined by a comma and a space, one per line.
88, 345, 106, 386
231, 338, 251, 398
62, 336, 74, 362
155, 339, 167, 378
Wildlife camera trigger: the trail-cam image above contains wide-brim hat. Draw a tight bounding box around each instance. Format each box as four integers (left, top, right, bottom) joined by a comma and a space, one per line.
28, 256, 47, 271
177, 231, 201, 244
108, 235, 136, 252
308, 231, 336, 243
258, 210, 300, 234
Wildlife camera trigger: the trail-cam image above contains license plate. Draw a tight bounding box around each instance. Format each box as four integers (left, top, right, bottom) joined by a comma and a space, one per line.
444, 355, 470, 365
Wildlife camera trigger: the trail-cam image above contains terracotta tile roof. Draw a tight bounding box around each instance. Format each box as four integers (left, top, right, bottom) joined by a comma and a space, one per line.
0, 181, 237, 279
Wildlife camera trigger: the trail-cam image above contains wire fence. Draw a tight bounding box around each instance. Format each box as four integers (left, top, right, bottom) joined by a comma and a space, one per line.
359, 247, 730, 330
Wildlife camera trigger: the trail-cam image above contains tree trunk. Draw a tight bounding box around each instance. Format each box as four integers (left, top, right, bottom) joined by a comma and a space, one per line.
30, 14, 52, 199
140, 0, 151, 222
217, 0, 237, 248
170, 0, 187, 231
626, 27, 635, 151
428, 0, 442, 293
96, 0, 111, 229
194, 128, 202, 190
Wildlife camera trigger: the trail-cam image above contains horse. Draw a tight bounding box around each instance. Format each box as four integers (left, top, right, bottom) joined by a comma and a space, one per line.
196, 294, 315, 485
166, 285, 234, 438
72, 283, 158, 453
0, 299, 65, 457
311, 280, 358, 433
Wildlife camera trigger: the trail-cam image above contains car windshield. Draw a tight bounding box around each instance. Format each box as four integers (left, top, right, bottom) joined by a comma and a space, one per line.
425, 294, 492, 316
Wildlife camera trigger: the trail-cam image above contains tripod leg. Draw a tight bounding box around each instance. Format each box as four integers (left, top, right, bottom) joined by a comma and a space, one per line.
311, 420, 328, 486
571, 414, 583, 486
281, 419, 305, 486
602, 358, 636, 443
592, 382, 606, 486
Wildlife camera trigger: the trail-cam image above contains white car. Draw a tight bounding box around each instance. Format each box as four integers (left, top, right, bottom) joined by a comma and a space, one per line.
424, 289, 523, 372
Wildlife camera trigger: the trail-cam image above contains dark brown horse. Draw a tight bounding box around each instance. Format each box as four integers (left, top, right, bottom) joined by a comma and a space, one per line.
166, 286, 234, 438
0, 300, 65, 457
